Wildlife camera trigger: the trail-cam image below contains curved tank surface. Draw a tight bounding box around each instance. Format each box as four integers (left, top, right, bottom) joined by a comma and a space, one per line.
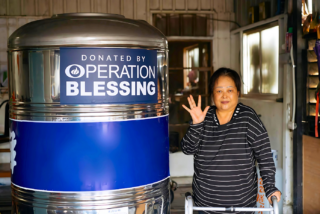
8, 13, 169, 214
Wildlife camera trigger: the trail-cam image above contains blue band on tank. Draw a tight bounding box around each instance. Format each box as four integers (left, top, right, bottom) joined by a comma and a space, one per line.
10, 116, 169, 191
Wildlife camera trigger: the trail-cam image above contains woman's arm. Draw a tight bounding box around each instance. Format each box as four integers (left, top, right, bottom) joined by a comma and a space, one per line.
181, 121, 204, 155
248, 117, 280, 199
180, 95, 209, 155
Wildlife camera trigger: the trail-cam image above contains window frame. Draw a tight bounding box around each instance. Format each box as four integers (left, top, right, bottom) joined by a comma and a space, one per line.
242, 21, 280, 99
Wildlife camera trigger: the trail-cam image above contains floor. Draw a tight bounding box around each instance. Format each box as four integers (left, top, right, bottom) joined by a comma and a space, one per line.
0, 185, 11, 214
170, 177, 193, 214
171, 185, 193, 214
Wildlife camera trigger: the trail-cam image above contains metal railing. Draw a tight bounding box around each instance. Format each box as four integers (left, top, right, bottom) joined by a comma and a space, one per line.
185, 192, 279, 214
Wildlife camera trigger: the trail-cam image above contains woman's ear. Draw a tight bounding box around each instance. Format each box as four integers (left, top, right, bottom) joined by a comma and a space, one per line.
237, 91, 240, 97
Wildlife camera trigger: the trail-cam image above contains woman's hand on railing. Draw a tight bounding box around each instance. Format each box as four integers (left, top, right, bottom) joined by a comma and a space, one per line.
182, 95, 210, 125
268, 191, 281, 205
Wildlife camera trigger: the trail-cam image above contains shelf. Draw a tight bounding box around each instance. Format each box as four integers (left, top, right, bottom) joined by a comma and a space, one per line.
172, 94, 210, 97
303, 32, 318, 39
0, 163, 10, 178
0, 149, 10, 153
169, 67, 212, 72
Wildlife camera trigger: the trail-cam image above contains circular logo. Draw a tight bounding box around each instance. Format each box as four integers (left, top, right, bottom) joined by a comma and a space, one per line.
65, 64, 85, 78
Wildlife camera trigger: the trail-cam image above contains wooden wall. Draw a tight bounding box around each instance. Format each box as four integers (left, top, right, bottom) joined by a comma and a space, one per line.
303, 135, 320, 214
0, 0, 235, 77
0, 0, 234, 20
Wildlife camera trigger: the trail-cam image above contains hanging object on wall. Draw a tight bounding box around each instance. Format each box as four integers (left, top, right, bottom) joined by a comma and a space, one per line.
302, 0, 311, 25
313, 28, 320, 136
310, 13, 320, 33
318, 16, 320, 39
286, 27, 293, 53
303, 14, 312, 35
259, 2, 271, 21
276, 0, 285, 15
248, 6, 259, 24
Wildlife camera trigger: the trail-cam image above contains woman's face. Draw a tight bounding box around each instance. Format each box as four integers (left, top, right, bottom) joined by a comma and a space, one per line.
213, 76, 239, 111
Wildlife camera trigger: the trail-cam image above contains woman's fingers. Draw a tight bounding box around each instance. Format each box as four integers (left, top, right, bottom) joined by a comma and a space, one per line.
198, 95, 201, 108
183, 105, 197, 122
187, 97, 193, 109
188, 94, 203, 110
268, 191, 281, 205
203, 106, 210, 115
189, 112, 199, 124
188, 96, 196, 109
182, 105, 191, 113
190, 95, 196, 108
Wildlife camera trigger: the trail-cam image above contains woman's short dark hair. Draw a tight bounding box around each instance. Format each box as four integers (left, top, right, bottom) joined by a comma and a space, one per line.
209, 68, 241, 96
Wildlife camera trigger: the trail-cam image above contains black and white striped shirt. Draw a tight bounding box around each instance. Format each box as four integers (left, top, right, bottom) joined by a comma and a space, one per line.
181, 103, 279, 213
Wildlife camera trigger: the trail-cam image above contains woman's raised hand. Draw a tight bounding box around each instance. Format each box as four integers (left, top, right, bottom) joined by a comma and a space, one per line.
182, 95, 210, 124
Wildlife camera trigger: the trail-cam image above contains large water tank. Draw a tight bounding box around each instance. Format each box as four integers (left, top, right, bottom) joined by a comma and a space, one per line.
8, 13, 169, 214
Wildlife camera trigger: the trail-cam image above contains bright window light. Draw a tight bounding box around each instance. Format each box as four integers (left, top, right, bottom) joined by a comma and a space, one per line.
261, 26, 279, 94
242, 24, 279, 95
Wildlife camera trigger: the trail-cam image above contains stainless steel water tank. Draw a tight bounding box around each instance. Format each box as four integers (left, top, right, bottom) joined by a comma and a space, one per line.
8, 13, 169, 214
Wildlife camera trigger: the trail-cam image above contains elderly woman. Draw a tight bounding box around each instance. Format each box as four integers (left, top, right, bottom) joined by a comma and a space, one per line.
181, 68, 281, 213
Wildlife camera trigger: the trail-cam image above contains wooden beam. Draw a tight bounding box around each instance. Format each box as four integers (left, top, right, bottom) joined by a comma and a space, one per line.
166, 36, 214, 41
231, 14, 287, 34
169, 67, 212, 72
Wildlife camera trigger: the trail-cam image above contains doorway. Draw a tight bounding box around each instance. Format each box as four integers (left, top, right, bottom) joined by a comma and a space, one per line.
168, 41, 212, 153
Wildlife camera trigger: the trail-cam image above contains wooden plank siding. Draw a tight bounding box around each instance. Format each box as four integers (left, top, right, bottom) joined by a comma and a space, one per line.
162, 0, 172, 10
303, 135, 320, 214
0, 0, 233, 17
0, 0, 236, 89
123, 0, 134, 19
174, 0, 184, 10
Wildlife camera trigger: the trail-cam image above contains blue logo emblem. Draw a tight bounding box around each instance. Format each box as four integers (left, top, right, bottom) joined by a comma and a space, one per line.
65, 64, 85, 78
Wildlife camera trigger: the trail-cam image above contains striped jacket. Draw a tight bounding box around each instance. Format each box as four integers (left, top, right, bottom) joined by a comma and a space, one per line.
181, 103, 279, 213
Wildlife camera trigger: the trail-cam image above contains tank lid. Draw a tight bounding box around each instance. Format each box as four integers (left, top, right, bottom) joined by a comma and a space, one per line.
51, 13, 125, 18
8, 13, 167, 50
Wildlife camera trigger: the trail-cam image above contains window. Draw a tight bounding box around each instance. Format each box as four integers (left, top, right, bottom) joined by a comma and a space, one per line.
167, 41, 212, 152
242, 23, 279, 96
183, 45, 200, 89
